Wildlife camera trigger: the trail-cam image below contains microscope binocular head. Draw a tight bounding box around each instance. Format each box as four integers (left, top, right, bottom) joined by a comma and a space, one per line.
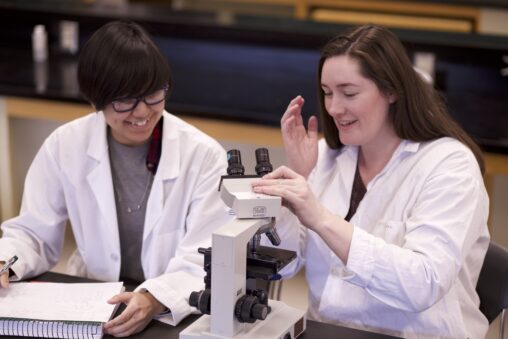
219, 176, 281, 219
220, 148, 280, 219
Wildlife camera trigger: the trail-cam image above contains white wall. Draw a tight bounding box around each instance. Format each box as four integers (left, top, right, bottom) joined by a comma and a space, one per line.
480, 8, 508, 36
9, 117, 64, 213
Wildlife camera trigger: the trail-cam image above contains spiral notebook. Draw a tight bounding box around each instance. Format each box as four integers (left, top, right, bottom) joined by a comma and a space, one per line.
0, 281, 124, 339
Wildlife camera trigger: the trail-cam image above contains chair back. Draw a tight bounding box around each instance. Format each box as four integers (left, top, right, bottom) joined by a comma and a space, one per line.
476, 241, 508, 323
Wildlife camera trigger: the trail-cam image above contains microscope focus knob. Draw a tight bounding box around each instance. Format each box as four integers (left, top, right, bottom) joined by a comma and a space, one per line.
251, 303, 269, 320
189, 289, 211, 315
253, 289, 268, 304
189, 291, 200, 308
235, 295, 269, 323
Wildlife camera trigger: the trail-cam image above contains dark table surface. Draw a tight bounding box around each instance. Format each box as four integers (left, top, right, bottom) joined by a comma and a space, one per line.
1, 271, 399, 339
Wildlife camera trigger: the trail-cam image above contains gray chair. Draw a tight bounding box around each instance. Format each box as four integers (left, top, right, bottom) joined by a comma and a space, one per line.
476, 241, 508, 339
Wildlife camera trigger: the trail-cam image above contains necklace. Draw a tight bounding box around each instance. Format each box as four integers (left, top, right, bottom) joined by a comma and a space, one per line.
115, 172, 153, 213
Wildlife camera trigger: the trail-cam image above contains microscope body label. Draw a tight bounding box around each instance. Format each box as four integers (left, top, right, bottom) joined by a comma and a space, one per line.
253, 206, 267, 217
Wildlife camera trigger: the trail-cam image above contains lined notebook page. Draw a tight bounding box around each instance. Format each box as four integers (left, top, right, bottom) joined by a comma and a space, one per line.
0, 282, 123, 322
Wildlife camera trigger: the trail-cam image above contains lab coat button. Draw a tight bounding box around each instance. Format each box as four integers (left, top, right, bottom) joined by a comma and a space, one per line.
110, 253, 119, 261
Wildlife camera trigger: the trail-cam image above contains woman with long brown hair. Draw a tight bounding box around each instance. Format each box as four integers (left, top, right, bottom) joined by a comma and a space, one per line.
253, 24, 489, 338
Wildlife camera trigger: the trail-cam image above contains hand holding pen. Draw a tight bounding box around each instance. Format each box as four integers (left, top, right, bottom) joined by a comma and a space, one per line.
0, 255, 18, 289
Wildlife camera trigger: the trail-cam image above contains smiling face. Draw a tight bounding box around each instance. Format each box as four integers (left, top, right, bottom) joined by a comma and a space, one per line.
77, 21, 171, 147
103, 99, 164, 146
321, 55, 398, 152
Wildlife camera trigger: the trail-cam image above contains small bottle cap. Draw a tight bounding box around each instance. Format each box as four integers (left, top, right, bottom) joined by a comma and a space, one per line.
32, 24, 48, 63
33, 24, 46, 37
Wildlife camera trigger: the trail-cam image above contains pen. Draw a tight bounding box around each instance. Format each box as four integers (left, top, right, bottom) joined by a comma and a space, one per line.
0, 255, 18, 275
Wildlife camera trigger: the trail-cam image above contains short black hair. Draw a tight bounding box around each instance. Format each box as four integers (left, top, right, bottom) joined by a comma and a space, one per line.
78, 20, 171, 111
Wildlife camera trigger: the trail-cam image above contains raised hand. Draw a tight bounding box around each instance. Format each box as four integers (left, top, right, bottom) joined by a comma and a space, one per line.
281, 96, 318, 179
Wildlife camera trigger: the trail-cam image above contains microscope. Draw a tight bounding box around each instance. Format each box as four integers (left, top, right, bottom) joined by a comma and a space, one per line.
180, 149, 306, 339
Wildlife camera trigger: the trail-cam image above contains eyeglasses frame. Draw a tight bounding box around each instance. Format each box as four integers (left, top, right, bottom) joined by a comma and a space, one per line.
111, 84, 170, 113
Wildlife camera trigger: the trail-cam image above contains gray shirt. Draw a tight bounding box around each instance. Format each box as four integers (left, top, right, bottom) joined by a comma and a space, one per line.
108, 131, 154, 283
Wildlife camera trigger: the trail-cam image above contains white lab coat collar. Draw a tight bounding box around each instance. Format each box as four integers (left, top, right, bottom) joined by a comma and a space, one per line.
86, 111, 109, 162
157, 111, 180, 181
82, 110, 183, 243
85, 111, 119, 249
396, 139, 420, 155
85, 110, 181, 181
143, 111, 181, 239
339, 139, 420, 166
335, 145, 358, 198
334, 139, 421, 192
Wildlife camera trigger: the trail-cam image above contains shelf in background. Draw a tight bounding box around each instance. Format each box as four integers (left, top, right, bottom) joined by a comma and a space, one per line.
0, 0, 507, 154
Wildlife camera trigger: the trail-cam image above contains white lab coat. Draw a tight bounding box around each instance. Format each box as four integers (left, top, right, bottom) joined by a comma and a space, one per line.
278, 138, 490, 339
0, 111, 232, 325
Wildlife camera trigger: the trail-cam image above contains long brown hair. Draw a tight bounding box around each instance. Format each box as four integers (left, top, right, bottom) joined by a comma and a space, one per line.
318, 24, 484, 173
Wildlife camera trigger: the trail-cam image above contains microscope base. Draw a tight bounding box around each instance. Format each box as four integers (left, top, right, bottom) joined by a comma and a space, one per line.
180, 300, 306, 339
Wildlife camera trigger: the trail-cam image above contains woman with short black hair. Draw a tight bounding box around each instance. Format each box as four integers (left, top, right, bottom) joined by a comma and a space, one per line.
78, 20, 171, 114
0, 21, 231, 336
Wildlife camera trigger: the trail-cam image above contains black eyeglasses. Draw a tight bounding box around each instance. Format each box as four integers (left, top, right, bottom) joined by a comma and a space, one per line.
111, 85, 169, 113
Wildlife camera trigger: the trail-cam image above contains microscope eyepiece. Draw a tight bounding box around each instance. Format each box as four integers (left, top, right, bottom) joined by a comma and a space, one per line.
255, 148, 273, 176
227, 149, 245, 175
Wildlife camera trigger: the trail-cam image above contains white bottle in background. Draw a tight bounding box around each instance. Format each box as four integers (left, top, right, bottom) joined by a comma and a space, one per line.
32, 24, 48, 62
59, 20, 79, 55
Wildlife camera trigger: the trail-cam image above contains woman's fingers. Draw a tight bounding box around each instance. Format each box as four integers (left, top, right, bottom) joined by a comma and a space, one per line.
281, 115, 296, 136
259, 166, 299, 181
104, 293, 134, 329
252, 166, 305, 199
0, 273, 9, 289
281, 96, 304, 125
253, 182, 297, 199
285, 95, 304, 112
282, 112, 318, 143
308, 115, 319, 139
105, 313, 147, 337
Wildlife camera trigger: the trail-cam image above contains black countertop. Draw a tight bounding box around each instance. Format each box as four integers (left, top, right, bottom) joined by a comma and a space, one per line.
0, 271, 400, 339
1, 0, 507, 153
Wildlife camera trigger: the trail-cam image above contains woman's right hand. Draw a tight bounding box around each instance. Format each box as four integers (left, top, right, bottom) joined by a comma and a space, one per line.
281, 96, 318, 179
252, 166, 325, 231
252, 166, 354, 263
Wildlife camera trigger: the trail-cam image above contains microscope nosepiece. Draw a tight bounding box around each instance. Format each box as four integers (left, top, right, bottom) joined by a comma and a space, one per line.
265, 228, 281, 246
